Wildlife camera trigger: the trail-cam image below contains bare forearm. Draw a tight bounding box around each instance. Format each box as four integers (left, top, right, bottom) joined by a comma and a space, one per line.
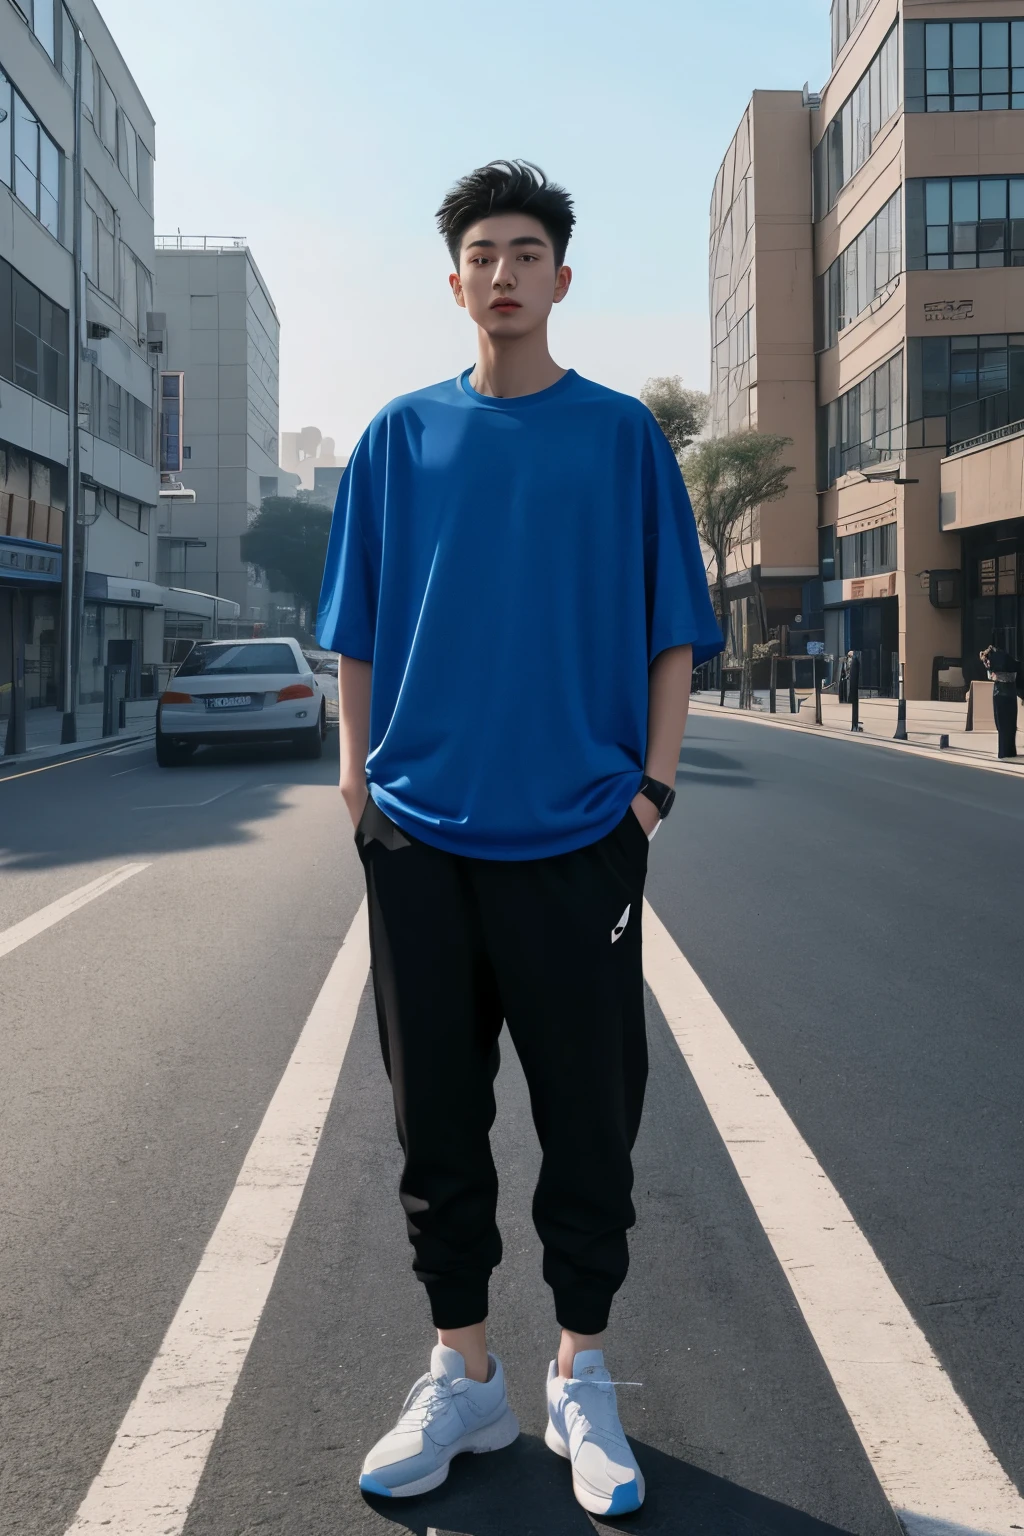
630, 644, 692, 834
338, 655, 371, 826
645, 644, 693, 781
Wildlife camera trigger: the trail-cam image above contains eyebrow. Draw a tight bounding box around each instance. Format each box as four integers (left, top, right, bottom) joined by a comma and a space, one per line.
464, 235, 549, 250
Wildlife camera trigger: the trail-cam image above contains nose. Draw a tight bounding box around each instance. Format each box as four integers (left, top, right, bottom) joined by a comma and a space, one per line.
491, 255, 517, 291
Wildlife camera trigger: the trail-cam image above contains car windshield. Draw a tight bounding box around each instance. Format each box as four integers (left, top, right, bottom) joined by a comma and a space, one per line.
176, 643, 299, 677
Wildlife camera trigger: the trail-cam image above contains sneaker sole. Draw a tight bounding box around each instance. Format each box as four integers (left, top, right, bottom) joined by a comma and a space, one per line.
360, 1407, 520, 1499
544, 1419, 645, 1516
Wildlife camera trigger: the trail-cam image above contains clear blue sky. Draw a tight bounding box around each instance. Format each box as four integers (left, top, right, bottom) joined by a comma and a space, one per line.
98, 0, 830, 454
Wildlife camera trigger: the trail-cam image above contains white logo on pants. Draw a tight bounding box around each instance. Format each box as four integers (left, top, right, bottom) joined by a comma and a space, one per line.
612, 904, 630, 943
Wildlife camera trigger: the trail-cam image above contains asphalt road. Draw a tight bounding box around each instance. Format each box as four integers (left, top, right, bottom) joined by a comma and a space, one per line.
1, 715, 1021, 1536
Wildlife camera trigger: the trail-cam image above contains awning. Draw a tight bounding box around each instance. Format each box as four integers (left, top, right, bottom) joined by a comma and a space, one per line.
85, 573, 166, 607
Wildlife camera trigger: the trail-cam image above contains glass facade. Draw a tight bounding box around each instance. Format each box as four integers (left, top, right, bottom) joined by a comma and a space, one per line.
82, 364, 153, 463
905, 19, 1024, 113
709, 106, 755, 436
160, 373, 184, 472
0, 258, 69, 410
907, 177, 1024, 270
814, 26, 900, 218
0, 66, 62, 239
818, 352, 904, 487
838, 523, 897, 579
907, 334, 1024, 448
818, 192, 901, 350
830, 0, 873, 64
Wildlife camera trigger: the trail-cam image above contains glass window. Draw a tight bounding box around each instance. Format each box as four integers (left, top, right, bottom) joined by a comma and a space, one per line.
34, 0, 55, 60
177, 643, 300, 678
81, 42, 94, 118
0, 71, 11, 190
909, 18, 1024, 112
819, 191, 901, 349
121, 245, 138, 333
60, 6, 75, 88
98, 73, 116, 156
38, 131, 59, 237
13, 93, 39, 214
817, 25, 899, 217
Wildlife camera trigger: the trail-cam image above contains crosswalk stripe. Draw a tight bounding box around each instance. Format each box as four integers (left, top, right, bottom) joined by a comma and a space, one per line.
64, 901, 372, 1535
0, 864, 151, 959
642, 899, 1024, 1535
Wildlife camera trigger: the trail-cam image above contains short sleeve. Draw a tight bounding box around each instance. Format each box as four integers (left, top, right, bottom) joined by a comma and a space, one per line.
315, 425, 381, 660
642, 417, 724, 668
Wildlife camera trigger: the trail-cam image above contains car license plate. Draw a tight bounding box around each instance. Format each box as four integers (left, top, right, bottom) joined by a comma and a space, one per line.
206, 694, 253, 709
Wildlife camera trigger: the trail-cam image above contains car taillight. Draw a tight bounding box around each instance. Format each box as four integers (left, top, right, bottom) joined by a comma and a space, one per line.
277, 683, 315, 702
160, 690, 193, 704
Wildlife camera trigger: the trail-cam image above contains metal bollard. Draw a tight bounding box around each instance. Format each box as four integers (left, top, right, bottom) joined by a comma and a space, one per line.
893, 661, 907, 741
814, 656, 823, 725
769, 655, 777, 714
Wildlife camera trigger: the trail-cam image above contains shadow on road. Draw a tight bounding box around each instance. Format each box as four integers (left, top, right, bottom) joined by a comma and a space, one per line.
0, 734, 343, 874
359, 1433, 863, 1536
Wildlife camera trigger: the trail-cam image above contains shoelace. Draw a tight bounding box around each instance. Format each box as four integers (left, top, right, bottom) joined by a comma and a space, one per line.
562, 1377, 642, 1440
396, 1372, 464, 1432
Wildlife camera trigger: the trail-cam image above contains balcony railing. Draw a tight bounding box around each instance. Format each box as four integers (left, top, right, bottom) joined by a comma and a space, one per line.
155, 236, 247, 252
946, 410, 1024, 457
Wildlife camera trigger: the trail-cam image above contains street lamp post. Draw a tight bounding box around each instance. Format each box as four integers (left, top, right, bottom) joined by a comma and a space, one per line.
60, 24, 84, 743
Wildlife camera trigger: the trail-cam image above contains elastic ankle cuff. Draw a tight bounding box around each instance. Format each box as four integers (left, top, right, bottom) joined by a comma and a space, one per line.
425, 1282, 489, 1331
554, 1290, 613, 1336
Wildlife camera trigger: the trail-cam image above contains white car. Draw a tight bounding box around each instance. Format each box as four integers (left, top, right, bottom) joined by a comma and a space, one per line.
309, 653, 339, 720
156, 637, 326, 766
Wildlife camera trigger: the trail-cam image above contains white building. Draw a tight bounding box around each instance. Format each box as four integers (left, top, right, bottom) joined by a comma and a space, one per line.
154, 238, 295, 639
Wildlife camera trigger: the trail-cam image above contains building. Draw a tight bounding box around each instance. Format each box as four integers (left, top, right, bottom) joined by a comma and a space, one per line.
709, 92, 819, 660
1, 0, 164, 747
280, 424, 344, 493
709, 0, 1024, 699
153, 236, 294, 638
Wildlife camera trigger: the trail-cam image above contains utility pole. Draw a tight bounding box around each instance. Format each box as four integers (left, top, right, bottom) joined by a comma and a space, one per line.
60, 23, 84, 743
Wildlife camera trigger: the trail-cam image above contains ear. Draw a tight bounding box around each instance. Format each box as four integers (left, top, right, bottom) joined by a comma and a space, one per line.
552, 264, 572, 306
449, 271, 466, 309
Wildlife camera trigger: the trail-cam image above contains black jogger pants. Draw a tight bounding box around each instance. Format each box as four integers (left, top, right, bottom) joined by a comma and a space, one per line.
355, 796, 650, 1336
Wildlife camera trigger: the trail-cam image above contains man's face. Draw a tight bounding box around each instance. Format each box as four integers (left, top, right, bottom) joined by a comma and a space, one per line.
449, 213, 571, 337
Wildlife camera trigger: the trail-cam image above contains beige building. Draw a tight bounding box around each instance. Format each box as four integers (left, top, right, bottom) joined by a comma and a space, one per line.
710, 0, 1024, 698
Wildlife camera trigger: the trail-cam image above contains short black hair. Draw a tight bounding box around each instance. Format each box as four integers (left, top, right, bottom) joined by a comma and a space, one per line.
436, 160, 575, 269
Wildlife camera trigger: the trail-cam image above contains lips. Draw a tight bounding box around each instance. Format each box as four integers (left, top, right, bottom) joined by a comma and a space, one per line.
490, 300, 521, 310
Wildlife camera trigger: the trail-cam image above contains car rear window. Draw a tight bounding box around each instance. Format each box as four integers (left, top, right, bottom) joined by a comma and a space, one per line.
176, 643, 300, 677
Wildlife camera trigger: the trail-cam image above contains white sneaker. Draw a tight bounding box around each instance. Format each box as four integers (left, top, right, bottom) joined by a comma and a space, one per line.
545, 1350, 645, 1516
359, 1344, 519, 1498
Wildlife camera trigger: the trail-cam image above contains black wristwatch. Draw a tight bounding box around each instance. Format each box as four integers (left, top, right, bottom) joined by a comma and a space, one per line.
638, 776, 676, 821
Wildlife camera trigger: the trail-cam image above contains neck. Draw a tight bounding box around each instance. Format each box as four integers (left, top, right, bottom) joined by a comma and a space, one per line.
470, 326, 566, 399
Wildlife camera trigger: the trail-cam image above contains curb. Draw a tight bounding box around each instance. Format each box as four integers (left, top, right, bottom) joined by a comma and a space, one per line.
0, 728, 154, 782
688, 699, 1024, 782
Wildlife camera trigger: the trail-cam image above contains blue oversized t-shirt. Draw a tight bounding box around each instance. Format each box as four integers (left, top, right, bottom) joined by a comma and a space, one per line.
316, 368, 723, 860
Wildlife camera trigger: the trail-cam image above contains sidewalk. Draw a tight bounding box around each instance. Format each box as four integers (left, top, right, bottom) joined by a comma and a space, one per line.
690, 689, 1024, 779
1, 699, 157, 774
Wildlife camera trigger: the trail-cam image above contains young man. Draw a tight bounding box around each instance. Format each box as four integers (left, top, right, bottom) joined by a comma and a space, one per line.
317, 159, 722, 1516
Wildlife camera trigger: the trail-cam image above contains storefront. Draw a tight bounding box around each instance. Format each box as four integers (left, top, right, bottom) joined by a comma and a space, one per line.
960, 518, 1024, 682
0, 539, 63, 748
80, 575, 165, 701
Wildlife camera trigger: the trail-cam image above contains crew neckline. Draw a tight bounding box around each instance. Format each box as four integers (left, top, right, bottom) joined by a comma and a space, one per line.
458, 366, 578, 408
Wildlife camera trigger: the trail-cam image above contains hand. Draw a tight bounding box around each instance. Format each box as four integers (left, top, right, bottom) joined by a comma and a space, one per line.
630, 791, 660, 838
340, 778, 368, 829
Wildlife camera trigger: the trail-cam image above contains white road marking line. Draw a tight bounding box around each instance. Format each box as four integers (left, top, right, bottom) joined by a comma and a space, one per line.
642, 900, 1024, 1536
0, 864, 151, 960
133, 783, 244, 810
65, 901, 371, 1536
110, 766, 144, 777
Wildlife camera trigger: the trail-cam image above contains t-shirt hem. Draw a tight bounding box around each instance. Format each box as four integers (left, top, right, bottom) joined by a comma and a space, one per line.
369, 781, 643, 862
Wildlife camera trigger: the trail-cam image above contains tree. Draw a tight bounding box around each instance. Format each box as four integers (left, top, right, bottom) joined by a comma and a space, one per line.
640, 376, 709, 457
240, 497, 332, 629
683, 431, 794, 654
